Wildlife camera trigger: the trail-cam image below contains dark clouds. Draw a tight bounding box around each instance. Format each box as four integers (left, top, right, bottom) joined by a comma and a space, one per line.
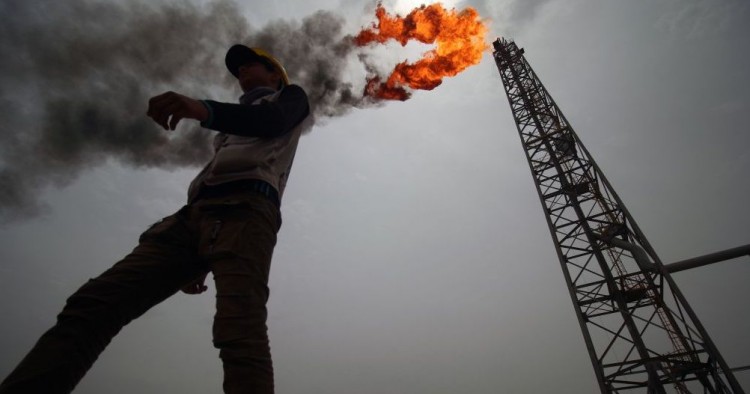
252, 11, 365, 117
0, 0, 367, 221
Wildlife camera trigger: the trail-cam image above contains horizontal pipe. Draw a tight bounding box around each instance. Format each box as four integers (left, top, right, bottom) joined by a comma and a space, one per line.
664, 244, 750, 274
728, 365, 750, 374
596, 235, 749, 275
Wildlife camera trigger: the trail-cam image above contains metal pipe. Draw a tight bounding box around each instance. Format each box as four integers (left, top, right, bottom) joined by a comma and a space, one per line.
664, 244, 750, 273
602, 236, 656, 272
599, 237, 750, 275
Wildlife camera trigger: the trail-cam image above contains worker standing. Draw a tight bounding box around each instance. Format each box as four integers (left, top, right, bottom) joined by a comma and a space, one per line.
0, 44, 312, 394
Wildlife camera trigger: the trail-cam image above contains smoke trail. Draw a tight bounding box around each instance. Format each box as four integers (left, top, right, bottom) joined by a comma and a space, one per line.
0, 0, 366, 221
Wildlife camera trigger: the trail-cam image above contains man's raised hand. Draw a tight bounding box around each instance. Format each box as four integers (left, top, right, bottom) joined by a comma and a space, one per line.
147, 91, 209, 130
181, 272, 209, 295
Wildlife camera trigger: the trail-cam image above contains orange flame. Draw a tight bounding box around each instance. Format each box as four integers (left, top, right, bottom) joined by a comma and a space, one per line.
355, 3, 489, 101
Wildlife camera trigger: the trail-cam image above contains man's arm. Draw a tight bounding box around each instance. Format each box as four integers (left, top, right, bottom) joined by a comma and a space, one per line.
200, 85, 310, 138
146, 85, 310, 138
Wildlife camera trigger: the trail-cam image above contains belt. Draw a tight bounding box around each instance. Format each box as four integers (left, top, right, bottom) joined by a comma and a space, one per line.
195, 179, 280, 207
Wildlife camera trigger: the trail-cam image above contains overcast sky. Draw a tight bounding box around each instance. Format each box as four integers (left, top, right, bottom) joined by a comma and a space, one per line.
1, 0, 748, 393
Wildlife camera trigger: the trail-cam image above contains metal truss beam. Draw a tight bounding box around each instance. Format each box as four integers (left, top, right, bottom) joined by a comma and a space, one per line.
492, 38, 745, 394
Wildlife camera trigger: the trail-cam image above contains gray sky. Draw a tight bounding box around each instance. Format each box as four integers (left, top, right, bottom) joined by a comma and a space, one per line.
1, 0, 749, 393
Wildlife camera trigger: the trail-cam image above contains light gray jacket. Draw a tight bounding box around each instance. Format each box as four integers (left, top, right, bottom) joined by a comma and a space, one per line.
187, 87, 313, 203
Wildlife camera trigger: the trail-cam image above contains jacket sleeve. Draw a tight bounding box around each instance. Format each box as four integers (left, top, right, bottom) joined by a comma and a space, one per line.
199, 85, 310, 138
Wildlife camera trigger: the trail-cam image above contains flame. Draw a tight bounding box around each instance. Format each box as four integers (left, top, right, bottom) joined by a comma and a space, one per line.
355, 3, 488, 101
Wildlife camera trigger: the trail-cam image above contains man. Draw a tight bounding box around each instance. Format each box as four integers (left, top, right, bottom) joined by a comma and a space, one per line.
0, 45, 311, 394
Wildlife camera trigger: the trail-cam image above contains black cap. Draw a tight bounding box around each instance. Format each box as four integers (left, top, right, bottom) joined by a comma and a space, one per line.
225, 44, 271, 79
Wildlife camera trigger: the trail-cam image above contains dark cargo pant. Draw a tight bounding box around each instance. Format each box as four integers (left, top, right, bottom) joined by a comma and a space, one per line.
0, 191, 281, 394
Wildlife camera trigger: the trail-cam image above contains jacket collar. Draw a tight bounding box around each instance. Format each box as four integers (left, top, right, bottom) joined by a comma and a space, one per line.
239, 86, 277, 105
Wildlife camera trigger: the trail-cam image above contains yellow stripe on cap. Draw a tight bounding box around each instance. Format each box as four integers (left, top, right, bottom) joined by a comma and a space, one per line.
251, 48, 290, 87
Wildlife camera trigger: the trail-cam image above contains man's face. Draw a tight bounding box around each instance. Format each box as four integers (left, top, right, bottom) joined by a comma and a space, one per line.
238, 60, 280, 92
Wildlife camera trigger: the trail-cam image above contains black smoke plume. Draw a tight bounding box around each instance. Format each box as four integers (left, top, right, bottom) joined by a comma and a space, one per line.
0, 0, 368, 221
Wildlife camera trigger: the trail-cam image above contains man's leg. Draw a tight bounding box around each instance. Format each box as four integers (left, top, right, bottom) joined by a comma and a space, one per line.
200, 195, 281, 394
0, 207, 207, 394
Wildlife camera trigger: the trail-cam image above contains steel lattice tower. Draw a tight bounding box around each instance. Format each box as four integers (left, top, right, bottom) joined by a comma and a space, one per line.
492, 38, 745, 393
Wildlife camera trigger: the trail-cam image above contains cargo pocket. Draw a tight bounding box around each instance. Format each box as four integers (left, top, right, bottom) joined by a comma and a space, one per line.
201, 205, 277, 263
138, 214, 181, 243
